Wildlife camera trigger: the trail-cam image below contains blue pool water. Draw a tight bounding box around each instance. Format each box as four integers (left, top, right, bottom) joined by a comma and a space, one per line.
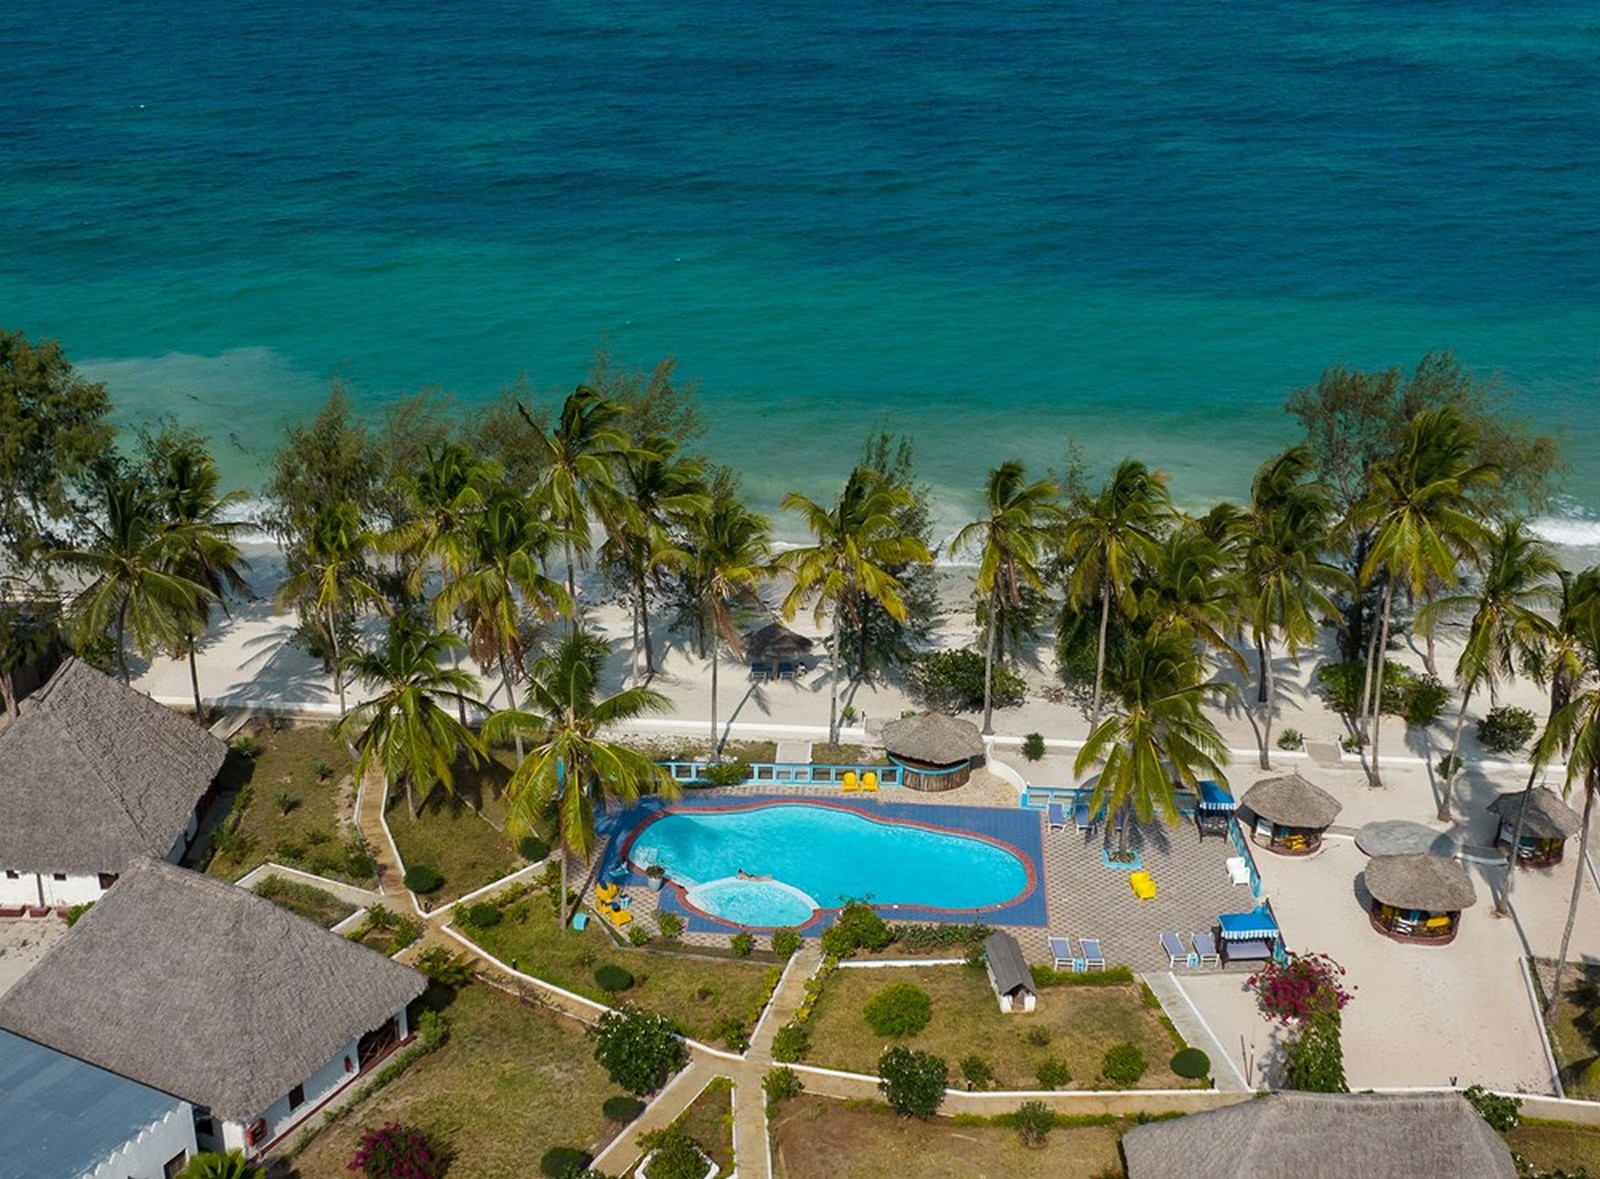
628, 804, 1030, 925
683, 878, 820, 929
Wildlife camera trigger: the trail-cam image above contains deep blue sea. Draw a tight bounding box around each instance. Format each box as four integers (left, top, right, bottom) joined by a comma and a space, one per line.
4, 0, 1597, 543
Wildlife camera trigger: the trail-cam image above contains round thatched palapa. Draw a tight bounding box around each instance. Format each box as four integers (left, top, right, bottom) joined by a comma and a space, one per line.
881, 711, 985, 766
1365, 853, 1477, 912
1355, 819, 1457, 858
743, 621, 814, 664
1240, 772, 1342, 829
1487, 787, 1582, 841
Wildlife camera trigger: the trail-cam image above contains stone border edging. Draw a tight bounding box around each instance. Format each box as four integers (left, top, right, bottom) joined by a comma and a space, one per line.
836, 958, 967, 968
1521, 956, 1566, 1098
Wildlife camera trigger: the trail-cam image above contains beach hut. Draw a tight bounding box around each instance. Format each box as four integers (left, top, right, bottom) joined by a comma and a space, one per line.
1363, 853, 1476, 944
1195, 779, 1235, 839
1487, 787, 1582, 868
1239, 772, 1341, 856
881, 711, 985, 792
1121, 1091, 1516, 1179
743, 621, 814, 680
1216, 908, 1282, 966
981, 931, 1037, 1013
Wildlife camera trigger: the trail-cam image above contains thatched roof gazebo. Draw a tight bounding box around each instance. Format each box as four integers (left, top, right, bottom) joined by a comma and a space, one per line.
881, 711, 985, 792
1240, 772, 1342, 856
743, 622, 814, 679
1121, 1091, 1515, 1179
1364, 853, 1477, 944
1488, 787, 1582, 868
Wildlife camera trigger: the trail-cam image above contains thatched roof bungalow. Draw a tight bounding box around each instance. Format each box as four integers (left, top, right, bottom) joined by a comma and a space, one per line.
881, 711, 985, 791
744, 622, 814, 679
1240, 772, 1342, 856
0, 657, 227, 913
1488, 787, 1582, 868
0, 858, 425, 1160
1364, 853, 1477, 944
1121, 1091, 1514, 1179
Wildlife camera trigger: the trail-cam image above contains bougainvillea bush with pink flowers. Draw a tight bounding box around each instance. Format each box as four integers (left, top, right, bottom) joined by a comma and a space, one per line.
1246, 952, 1354, 1025
348, 1122, 448, 1179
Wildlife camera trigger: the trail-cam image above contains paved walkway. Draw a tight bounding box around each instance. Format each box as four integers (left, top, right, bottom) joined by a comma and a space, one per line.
355, 763, 412, 908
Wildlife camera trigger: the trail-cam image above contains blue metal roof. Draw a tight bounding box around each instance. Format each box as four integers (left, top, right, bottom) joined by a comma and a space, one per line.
1197, 779, 1235, 811
0, 1029, 188, 1179
1217, 910, 1282, 941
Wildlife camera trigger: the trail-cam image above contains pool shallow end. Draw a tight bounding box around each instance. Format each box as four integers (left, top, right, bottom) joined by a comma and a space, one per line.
683, 876, 819, 928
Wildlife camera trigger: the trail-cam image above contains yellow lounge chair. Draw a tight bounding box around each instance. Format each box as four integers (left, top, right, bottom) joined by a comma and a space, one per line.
861, 771, 878, 794
842, 771, 859, 793
596, 882, 620, 904
1130, 871, 1157, 901
601, 902, 633, 929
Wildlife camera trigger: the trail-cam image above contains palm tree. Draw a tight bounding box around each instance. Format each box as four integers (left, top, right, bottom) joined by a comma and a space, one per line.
1061, 460, 1171, 727
51, 474, 213, 683
951, 461, 1061, 734
1075, 628, 1229, 860
682, 476, 772, 754
483, 627, 678, 925
1420, 518, 1557, 821
388, 442, 497, 600
1350, 407, 1495, 786
179, 1151, 261, 1179
1240, 447, 1349, 768
1140, 522, 1246, 672
274, 500, 386, 718
339, 612, 486, 819
526, 386, 635, 608
148, 439, 252, 719
778, 467, 933, 745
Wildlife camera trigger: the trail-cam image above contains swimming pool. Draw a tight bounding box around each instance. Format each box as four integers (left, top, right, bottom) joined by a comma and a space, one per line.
625, 802, 1032, 927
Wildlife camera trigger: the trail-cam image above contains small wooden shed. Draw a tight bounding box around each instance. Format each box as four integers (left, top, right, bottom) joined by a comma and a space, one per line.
1240, 772, 1342, 856
1487, 787, 1582, 869
881, 711, 985, 792
1364, 853, 1476, 944
982, 931, 1037, 1013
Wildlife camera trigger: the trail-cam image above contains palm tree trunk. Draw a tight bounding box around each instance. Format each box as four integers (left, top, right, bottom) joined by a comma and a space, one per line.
1259, 636, 1276, 770
637, 565, 656, 678
187, 636, 204, 721
1359, 597, 1381, 729
500, 649, 524, 764
1494, 764, 1541, 917
1366, 582, 1396, 787
1438, 680, 1474, 821
1256, 634, 1270, 706
405, 770, 418, 819
116, 597, 130, 684
710, 639, 722, 756
329, 604, 347, 718
558, 846, 570, 927
982, 586, 999, 736
1091, 572, 1112, 728
828, 614, 843, 747
1545, 769, 1596, 1020
564, 539, 577, 626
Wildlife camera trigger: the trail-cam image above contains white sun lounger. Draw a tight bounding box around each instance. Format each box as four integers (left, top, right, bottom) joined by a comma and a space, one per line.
1049, 936, 1075, 970
1193, 932, 1221, 968
1161, 932, 1193, 969
1079, 938, 1106, 971
1226, 856, 1252, 886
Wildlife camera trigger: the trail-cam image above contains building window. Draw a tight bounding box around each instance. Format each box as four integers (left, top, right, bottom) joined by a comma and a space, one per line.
3, 871, 17, 880
163, 1152, 188, 1178
289, 1082, 305, 1110
97, 872, 118, 889
195, 1112, 216, 1140
51, 873, 67, 882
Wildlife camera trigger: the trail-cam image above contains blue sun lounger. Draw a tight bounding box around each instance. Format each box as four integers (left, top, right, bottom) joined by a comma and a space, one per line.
1079, 938, 1106, 971
1074, 802, 1093, 833
1049, 936, 1075, 970
1047, 803, 1068, 832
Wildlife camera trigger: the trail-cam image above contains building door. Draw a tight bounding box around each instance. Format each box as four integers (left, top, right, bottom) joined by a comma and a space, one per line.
357, 1016, 399, 1069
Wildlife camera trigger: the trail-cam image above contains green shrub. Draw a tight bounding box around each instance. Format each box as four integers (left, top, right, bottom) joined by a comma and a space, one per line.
518, 834, 550, 861
764, 1066, 805, 1107
910, 648, 1025, 713
772, 928, 802, 957
1462, 1085, 1520, 1132
403, 865, 443, 895
702, 761, 752, 787
1014, 1099, 1054, 1147
462, 902, 502, 928
710, 1016, 750, 1052
627, 926, 652, 946
1025, 1026, 1052, 1048
273, 790, 297, 815
1028, 964, 1135, 988
415, 947, 475, 987
730, 931, 755, 957
878, 1046, 948, 1118
1479, 706, 1537, 754
1170, 1047, 1212, 1080
960, 1055, 994, 1090
637, 1125, 705, 1179
349, 1122, 447, 1179
179, 1151, 262, 1179
1283, 1011, 1348, 1093
771, 1022, 810, 1063
1436, 753, 1462, 780
315, 760, 335, 782
820, 902, 892, 957
888, 922, 993, 951
1101, 1043, 1147, 1085
1021, 733, 1046, 761
656, 911, 683, 939
593, 1006, 687, 1095
539, 1146, 593, 1179
602, 1095, 646, 1123
391, 915, 422, 950
64, 902, 94, 928
1034, 1058, 1072, 1089
863, 983, 933, 1038
594, 964, 636, 994
230, 733, 264, 759
365, 904, 399, 931
1403, 673, 1451, 728
1276, 727, 1303, 751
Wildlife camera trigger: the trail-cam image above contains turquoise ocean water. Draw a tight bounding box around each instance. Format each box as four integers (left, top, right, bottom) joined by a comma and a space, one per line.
5, 1, 1597, 542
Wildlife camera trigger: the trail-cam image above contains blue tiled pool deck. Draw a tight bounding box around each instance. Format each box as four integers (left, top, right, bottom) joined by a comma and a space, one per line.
599, 794, 1048, 933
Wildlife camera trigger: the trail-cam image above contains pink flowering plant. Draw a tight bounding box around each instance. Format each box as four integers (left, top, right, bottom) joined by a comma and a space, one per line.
348, 1121, 448, 1179
1246, 951, 1354, 1025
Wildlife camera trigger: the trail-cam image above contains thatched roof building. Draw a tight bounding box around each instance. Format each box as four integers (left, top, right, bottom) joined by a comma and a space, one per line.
1240, 772, 1342, 855
0, 657, 226, 873
744, 622, 814, 665
1364, 853, 1477, 944
881, 711, 985, 791
1121, 1091, 1515, 1179
0, 858, 424, 1123
982, 931, 1037, 1013
1488, 788, 1582, 866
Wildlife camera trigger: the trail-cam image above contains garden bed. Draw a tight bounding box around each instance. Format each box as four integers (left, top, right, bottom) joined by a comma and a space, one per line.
801, 964, 1186, 1090
1507, 1118, 1600, 1175
252, 877, 357, 928
674, 1076, 735, 1175
1534, 957, 1600, 1100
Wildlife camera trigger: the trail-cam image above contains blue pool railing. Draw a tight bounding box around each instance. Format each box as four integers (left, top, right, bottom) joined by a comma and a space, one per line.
655, 760, 905, 787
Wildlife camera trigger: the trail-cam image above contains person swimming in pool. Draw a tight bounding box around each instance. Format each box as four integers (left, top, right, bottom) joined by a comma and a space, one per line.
736, 869, 771, 881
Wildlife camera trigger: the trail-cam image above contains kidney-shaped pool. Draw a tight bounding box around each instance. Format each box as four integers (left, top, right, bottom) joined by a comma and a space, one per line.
624, 803, 1031, 927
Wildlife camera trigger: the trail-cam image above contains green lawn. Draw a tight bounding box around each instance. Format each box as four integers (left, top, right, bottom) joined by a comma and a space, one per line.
463, 890, 781, 1045
252, 877, 356, 928
1536, 958, 1600, 1099
802, 965, 1186, 1090
290, 983, 620, 1179
675, 1075, 736, 1174
1508, 1118, 1600, 1174
770, 1096, 1126, 1179
202, 724, 366, 883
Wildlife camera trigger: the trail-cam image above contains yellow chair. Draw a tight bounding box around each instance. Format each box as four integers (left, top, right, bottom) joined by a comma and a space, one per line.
601, 902, 633, 929
842, 771, 859, 793
861, 771, 878, 794
1130, 871, 1157, 901
596, 882, 619, 904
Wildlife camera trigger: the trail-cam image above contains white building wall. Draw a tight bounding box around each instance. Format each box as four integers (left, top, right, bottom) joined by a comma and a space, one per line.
84, 1102, 197, 1179
0, 871, 106, 908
